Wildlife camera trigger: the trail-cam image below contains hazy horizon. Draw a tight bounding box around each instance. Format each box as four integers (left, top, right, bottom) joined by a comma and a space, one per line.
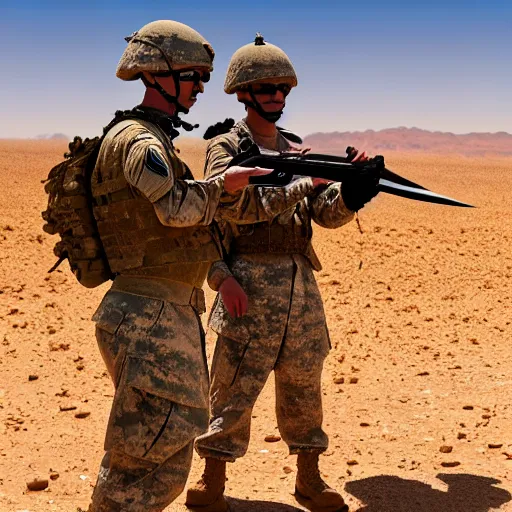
2, 125, 511, 142
2, 1, 511, 139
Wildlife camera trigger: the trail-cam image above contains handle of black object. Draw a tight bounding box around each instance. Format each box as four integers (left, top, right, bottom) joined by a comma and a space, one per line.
230, 152, 381, 186
228, 146, 417, 192
248, 169, 294, 185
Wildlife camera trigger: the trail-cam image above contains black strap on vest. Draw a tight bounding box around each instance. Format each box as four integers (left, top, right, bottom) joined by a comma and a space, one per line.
203, 118, 302, 145
104, 106, 188, 141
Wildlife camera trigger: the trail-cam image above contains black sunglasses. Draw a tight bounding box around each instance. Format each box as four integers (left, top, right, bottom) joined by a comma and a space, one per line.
178, 70, 211, 84
252, 83, 292, 96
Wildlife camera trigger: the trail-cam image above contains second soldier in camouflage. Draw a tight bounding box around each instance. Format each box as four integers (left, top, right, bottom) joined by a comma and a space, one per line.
186, 35, 378, 512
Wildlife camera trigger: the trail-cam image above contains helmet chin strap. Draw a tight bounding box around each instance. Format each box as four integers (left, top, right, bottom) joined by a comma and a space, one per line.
142, 72, 189, 115
240, 86, 284, 123
140, 72, 199, 132
133, 36, 190, 115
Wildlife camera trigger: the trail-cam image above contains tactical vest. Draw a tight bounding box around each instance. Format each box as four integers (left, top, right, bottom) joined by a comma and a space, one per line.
231, 121, 314, 257
92, 119, 221, 279
232, 221, 312, 255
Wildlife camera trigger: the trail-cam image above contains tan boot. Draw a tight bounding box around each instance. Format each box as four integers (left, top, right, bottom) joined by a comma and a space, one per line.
185, 458, 229, 512
295, 452, 349, 512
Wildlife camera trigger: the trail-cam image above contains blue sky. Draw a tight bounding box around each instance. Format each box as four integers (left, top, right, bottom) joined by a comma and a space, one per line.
1, 1, 511, 138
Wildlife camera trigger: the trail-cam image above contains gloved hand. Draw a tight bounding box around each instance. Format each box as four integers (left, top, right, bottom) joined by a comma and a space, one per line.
219, 276, 248, 318
341, 162, 380, 212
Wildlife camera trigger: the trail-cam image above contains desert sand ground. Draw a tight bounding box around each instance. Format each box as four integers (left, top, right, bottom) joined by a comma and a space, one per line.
0, 139, 511, 512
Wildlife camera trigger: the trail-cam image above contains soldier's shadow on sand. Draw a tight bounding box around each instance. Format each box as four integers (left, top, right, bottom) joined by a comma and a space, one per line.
345, 473, 511, 512
225, 497, 305, 511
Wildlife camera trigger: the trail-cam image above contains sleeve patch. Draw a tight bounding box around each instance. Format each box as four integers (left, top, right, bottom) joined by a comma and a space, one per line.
145, 146, 169, 177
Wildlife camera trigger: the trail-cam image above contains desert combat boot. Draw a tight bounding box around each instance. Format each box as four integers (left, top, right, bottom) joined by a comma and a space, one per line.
185, 458, 229, 512
295, 452, 349, 512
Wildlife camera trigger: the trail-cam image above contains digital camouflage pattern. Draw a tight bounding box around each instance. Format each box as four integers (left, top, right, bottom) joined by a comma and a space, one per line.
93, 115, 317, 283
93, 116, 225, 228
92, 116, 225, 283
205, 120, 354, 273
90, 290, 209, 512
116, 20, 214, 81
195, 120, 354, 461
90, 443, 194, 512
198, 253, 330, 460
88, 111, 224, 511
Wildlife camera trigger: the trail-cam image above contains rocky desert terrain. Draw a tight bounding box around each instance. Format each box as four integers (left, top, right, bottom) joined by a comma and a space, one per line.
0, 139, 511, 511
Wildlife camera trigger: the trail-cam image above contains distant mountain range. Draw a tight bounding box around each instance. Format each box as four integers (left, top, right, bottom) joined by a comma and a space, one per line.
15, 128, 512, 157
304, 127, 512, 157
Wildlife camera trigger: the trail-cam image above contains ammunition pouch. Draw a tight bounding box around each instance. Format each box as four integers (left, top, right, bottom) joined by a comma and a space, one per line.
232, 222, 311, 256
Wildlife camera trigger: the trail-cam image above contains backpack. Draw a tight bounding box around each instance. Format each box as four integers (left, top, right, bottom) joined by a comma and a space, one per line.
41, 132, 113, 288
42, 108, 194, 288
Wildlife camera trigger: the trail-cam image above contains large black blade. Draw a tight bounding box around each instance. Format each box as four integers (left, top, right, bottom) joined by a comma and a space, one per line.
303, 154, 429, 191
379, 179, 474, 207
236, 146, 475, 208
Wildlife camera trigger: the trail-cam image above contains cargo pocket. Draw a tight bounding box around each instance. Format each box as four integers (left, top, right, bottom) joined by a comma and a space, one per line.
93, 291, 165, 386
208, 331, 251, 391
94, 306, 125, 335
105, 376, 208, 464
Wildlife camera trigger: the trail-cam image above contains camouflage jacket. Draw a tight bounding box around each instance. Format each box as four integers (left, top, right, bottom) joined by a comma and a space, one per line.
206, 119, 355, 290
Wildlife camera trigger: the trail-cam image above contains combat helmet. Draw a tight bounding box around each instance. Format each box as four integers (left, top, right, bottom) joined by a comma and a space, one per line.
116, 20, 215, 114
224, 34, 297, 122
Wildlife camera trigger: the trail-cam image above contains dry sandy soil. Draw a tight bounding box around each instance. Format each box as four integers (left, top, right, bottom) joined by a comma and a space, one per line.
0, 139, 511, 512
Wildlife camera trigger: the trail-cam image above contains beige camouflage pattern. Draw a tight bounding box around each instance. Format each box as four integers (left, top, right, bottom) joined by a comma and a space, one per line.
89, 290, 209, 511
95, 118, 224, 225
208, 261, 234, 292
89, 114, 223, 511
90, 443, 194, 512
224, 35, 297, 94
195, 120, 354, 461
93, 116, 228, 286
205, 120, 354, 272
116, 20, 214, 81
197, 253, 330, 460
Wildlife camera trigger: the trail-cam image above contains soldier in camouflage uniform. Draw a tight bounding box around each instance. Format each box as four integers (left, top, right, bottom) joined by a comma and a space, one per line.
186, 35, 379, 512
86, 22, 322, 512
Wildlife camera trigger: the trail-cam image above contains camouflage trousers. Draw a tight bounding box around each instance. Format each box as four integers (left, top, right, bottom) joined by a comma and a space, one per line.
195, 253, 330, 461
89, 288, 210, 511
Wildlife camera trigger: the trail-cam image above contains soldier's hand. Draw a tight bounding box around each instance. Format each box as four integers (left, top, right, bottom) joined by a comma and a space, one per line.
224, 166, 273, 195
341, 167, 380, 212
347, 146, 370, 163
219, 276, 248, 318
